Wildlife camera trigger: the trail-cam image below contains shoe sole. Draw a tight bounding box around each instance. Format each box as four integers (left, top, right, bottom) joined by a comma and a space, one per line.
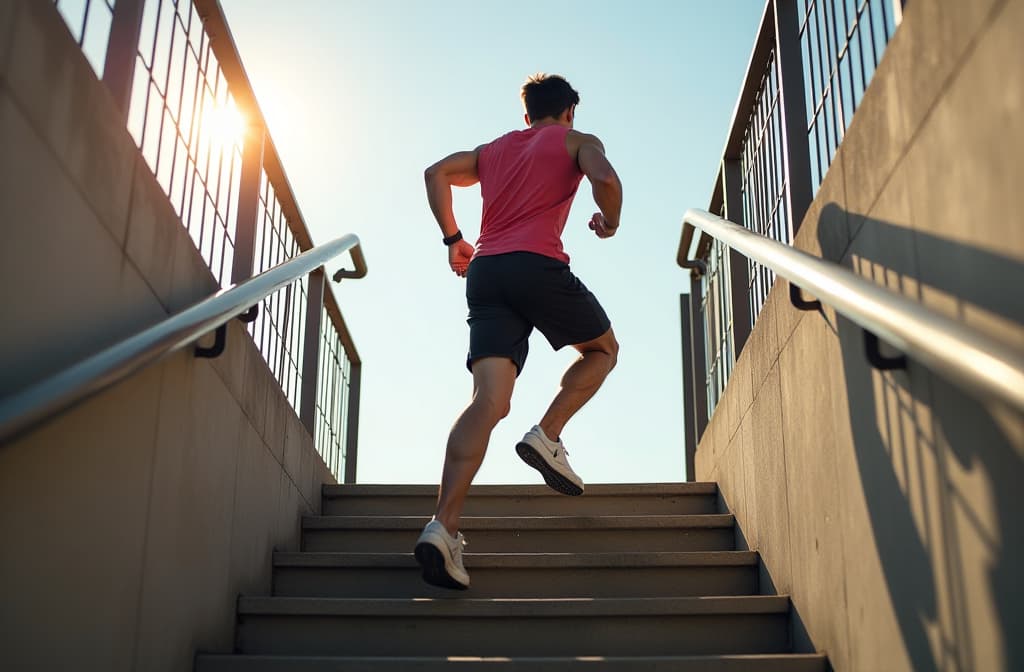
413, 541, 469, 590
515, 441, 584, 496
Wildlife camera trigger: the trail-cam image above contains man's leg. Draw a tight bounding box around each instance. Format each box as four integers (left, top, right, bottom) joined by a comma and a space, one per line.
538, 327, 618, 442
434, 356, 517, 535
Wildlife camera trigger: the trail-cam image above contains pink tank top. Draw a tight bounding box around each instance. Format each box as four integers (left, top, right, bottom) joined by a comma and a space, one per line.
474, 125, 583, 264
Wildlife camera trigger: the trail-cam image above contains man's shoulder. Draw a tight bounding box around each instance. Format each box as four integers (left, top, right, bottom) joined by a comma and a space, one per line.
566, 129, 604, 156
567, 129, 602, 143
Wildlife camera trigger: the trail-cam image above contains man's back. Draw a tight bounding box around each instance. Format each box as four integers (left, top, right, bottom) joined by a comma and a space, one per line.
417, 72, 623, 591
476, 124, 584, 263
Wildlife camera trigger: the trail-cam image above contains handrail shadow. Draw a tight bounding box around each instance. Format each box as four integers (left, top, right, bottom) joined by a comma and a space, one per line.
819, 203, 1024, 671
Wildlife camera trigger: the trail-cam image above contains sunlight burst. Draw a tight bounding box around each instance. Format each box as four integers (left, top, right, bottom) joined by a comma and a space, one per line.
203, 99, 247, 148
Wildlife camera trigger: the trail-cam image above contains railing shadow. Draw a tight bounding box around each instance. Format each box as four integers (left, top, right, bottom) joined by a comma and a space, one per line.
819, 203, 1024, 672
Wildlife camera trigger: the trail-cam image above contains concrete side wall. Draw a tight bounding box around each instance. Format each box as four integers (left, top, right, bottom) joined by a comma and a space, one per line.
0, 1, 334, 670
696, 1, 1024, 671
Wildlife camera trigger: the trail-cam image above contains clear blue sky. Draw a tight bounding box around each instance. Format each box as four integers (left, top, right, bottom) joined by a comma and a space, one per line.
220, 0, 765, 484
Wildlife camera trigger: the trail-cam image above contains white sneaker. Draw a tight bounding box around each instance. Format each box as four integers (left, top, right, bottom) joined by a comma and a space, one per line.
515, 425, 584, 496
414, 519, 470, 589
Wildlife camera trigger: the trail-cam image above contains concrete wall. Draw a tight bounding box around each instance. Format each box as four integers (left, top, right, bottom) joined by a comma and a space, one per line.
0, 1, 335, 670
696, 1, 1024, 670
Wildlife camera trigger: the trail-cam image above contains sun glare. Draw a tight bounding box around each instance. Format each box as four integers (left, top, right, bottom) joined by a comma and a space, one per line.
203, 100, 248, 148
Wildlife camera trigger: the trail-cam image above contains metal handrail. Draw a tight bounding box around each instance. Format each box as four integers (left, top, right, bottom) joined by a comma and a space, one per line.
0, 236, 367, 445
679, 209, 1024, 412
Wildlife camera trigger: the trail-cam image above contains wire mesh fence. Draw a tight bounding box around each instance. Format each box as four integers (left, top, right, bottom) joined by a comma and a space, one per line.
52, 0, 363, 481
689, 0, 901, 433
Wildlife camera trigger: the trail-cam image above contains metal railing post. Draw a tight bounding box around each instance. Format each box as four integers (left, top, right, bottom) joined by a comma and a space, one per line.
231, 127, 266, 285
299, 269, 325, 436
343, 362, 361, 484
101, 0, 145, 119
773, 0, 814, 236
690, 274, 710, 443
723, 159, 753, 354
680, 293, 697, 481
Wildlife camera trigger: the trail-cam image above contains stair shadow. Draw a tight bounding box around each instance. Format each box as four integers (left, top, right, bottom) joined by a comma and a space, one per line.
818, 203, 1024, 672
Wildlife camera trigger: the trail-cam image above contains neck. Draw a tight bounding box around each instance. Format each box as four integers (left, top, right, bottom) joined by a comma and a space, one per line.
531, 118, 569, 129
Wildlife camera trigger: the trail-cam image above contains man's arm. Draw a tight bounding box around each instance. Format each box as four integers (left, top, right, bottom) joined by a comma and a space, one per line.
424, 147, 483, 277
569, 131, 622, 238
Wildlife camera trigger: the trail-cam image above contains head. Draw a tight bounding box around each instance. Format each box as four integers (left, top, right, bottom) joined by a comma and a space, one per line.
521, 73, 579, 127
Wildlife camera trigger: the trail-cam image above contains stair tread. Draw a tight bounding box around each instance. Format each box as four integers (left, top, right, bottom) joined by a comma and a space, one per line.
238, 595, 790, 617
196, 653, 828, 670
323, 483, 718, 498
274, 551, 758, 568
198, 654, 825, 661
303, 514, 734, 530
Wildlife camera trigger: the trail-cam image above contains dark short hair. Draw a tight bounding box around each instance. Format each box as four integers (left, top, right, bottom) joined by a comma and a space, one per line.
521, 73, 580, 122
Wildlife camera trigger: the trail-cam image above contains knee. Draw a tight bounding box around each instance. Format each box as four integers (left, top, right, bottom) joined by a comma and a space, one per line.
597, 334, 619, 372
582, 333, 619, 372
473, 395, 511, 423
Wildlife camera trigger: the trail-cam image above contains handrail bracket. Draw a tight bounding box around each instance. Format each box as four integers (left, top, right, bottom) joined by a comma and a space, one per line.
238, 305, 260, 323
789, 282, 822, 312
194, 324, 227, 359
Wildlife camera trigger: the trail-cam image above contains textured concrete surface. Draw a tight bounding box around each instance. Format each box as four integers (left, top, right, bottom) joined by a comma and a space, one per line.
0, 91, 165, 395
0, 362, 164, 671
748, 365, 793, 597
6, 0, 134, 244
696, 1, 1024, 670
0, 0, 18, 80
125, 157, 182, 307
891, 0, 1005, 137
777, 314, 852, 670
229, 417, 283, 601
134, 359, 242, 671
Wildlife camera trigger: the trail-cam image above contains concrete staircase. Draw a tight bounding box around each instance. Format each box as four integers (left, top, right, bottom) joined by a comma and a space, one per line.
195, 483, 827, 671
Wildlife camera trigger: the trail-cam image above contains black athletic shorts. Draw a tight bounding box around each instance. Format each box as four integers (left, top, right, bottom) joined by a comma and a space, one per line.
465, 251, 611, 376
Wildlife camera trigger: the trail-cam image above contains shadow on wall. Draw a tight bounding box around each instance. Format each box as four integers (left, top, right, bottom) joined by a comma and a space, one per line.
816, 203, 1024, 672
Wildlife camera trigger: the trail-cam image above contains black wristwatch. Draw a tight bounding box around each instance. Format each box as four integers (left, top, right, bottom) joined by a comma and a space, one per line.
443, 230, 463, 246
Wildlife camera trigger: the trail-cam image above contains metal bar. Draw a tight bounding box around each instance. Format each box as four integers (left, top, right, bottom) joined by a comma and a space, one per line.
0, 234, 368, 445
325, 341, 337, 474
299, 269, 326, 435
690, 274, 711, 441
775, 0, 815, 236
324, 292, 362, 365
101, 0, 145, 118
343, 362, 362, 484
723, 159, 753, 354
679, 3, 775, 261
680, 293, 697, 482
680, 209, 1024, 413
231, 128, 265, 284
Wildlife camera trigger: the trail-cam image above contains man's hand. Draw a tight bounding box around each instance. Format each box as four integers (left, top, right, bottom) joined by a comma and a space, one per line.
448, 239, 474, 277
589, 212, 618, 239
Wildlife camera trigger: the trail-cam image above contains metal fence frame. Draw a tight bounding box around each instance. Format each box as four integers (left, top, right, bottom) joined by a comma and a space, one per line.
53, 0, 363, 482
679, 0, 902, 473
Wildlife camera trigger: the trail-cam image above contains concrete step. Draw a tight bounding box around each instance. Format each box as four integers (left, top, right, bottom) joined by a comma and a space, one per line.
322, 483, 720, 517
235, 596, 792, 657
301, 515, 736, 553
272, 551, 759, 598
196, 653, 829, 671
